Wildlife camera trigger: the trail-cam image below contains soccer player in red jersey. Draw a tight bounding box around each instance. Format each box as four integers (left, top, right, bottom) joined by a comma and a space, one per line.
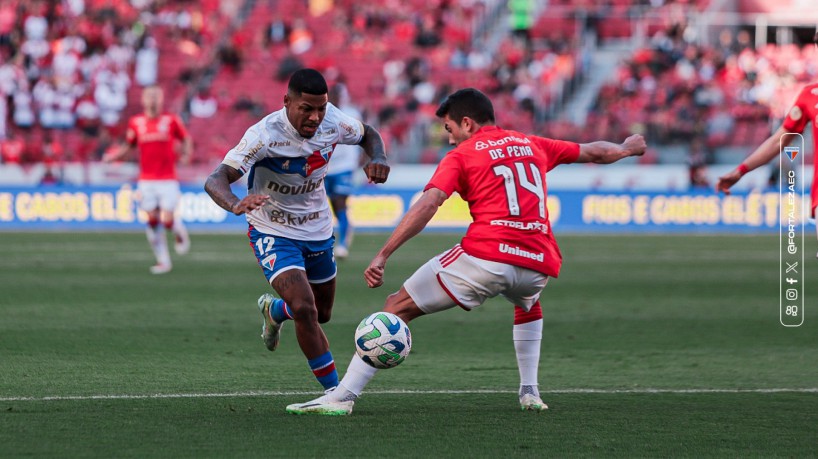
286, 88, 646, 415
105, 86, 193, 274
717, 33, 818, 256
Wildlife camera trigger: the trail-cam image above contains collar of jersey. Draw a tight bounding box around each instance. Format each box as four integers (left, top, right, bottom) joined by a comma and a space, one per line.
475, 125, 501, 135
276, 108, 303, 139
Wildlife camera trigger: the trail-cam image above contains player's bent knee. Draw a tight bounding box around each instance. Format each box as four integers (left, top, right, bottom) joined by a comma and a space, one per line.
383, 288, 425, 323
291, 303, 319, 324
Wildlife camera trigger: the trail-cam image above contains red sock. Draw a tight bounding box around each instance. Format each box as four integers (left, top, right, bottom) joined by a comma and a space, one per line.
514, 301, 543, 325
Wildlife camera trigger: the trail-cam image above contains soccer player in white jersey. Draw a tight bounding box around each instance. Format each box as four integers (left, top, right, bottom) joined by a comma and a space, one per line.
286, 88, 646, 415
326, 83, 364, 259
204, 69, 389, 393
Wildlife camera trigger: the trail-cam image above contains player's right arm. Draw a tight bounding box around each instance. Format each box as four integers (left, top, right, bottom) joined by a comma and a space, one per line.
364, 187, 448, 288
204, 164, 269, 216
715, 125, 792, 194
576, 134, 646, 164
718, 85, 810, 194
102, 124, 137, 163
102, 142, 134, 162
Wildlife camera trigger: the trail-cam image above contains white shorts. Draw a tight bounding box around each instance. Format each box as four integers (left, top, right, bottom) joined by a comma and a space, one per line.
137, 180, 181, 212
403, 244, 549, 314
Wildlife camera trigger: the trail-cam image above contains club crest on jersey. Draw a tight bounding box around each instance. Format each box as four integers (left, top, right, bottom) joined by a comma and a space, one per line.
304, 144, 334, 176
318, 145, 332, 161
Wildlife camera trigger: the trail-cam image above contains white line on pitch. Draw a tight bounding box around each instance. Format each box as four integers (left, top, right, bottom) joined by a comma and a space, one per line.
1, 388, 817, 402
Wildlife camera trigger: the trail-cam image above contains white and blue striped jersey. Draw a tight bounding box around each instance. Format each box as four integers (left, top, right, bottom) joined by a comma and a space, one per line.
221, 103, 364, 240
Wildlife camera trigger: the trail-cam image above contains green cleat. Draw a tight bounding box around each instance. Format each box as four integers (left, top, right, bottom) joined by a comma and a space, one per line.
285, 395, 354, 416
520, 393, 548, 412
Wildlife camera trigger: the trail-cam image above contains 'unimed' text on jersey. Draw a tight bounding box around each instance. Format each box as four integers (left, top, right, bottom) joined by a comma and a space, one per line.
126, 113, 189, 180
782, 82, 818, 216
425, 126, 580, 277
221, 103, 364, 240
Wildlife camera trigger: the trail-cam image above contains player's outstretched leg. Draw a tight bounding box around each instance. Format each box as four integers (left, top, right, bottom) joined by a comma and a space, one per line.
257, 293, 292, 351
514, 302, 548, 411
286, 353, 375, 415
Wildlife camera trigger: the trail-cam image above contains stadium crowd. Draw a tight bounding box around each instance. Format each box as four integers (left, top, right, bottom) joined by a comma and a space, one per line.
0, 0, 815, 172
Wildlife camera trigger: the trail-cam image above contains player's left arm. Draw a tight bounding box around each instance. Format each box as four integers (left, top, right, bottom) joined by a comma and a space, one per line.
359, 123, 390, 184
364, 187, 448, 288
174, 116, 193, 165
576, 134, 646, 164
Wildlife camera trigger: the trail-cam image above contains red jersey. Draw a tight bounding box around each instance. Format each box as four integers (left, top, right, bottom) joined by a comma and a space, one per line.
425, 126, 580, 277
126, 113, 189, 180
782, 82, 818, 216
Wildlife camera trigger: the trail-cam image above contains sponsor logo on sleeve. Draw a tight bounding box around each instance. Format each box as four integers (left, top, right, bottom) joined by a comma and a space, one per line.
268, 140, 291, 148
339, 121, 356, 136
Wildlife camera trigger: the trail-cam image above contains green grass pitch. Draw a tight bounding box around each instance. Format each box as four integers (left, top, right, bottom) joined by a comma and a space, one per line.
1, 232, 816, 458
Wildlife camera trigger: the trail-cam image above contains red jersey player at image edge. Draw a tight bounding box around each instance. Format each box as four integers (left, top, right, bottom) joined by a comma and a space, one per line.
104, 85, 194, 274
716, 33, 818, 258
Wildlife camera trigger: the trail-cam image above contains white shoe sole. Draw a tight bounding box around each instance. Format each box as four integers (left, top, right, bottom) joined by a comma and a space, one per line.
150, 264, 172, 274
285, 400, 353, 415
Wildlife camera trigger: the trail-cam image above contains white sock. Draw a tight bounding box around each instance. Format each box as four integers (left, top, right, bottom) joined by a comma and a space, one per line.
513, 319, 543, 391
173, 218, 189, 243
146, 225, 171, 266
329, 354, 378, 401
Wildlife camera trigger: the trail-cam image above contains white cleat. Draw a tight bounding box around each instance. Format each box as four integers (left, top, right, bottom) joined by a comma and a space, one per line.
334, 245, 349, 259
286, 394, 354, 416
257, 293, 284, 351
174, 232, 190, 255
520, 393, 548, 411
149, 263, 172, 275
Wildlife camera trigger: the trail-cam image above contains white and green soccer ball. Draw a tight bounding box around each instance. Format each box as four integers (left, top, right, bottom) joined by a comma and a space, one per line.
354, 312, 412, 369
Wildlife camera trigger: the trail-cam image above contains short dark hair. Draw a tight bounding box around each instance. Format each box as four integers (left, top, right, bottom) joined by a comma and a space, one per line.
435, 88, 495, 124
288, 68, 328, 96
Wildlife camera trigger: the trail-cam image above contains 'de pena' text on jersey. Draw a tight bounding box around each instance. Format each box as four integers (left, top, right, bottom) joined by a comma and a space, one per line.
221, 103, 364, 240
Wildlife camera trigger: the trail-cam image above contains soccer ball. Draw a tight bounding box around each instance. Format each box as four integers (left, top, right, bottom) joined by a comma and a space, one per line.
354, 312, 412, 369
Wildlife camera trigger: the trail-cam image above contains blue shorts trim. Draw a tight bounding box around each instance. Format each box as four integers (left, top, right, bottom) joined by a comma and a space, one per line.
248, 226, 336, 284
325, 171, 354, 197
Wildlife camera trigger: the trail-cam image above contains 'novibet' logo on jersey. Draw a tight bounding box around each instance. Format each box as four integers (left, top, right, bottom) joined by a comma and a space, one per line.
266, 177, 325, 195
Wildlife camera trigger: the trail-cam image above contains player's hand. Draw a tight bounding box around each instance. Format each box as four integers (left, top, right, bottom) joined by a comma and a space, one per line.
363, 158, 390, 184
231, 194, 269, 215
364, 255, 388, 288
622, 134, 647, 157
716, 170, 741, 195
101, 149, 122, 163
